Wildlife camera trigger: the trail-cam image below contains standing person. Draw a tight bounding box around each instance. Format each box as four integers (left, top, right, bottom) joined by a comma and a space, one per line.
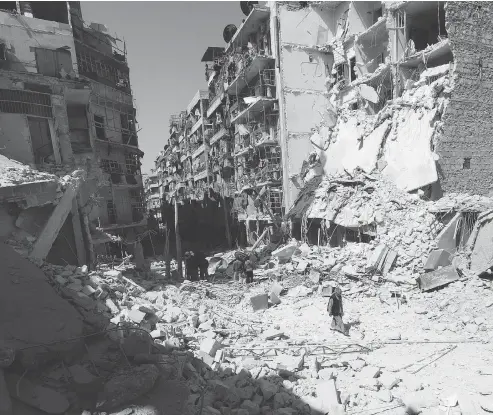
184, 251, 199, 282
232, 255, 244, 282
195, 251, 209, 281
244, 257, 254, 284
327, 286, 348, 335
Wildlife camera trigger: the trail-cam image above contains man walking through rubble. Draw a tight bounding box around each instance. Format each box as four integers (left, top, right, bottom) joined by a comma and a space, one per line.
232, 255, 245, 282
184, 251, 199, 281
244, 257, 254, 284
327, 286, 348, 336
195, 251, 209, 281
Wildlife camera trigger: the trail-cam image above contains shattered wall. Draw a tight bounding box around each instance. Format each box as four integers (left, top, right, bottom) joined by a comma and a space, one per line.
0, 113, 35, 165
277, 3, 333, 210
436, 2, 493, 195
0, 11, 77, 76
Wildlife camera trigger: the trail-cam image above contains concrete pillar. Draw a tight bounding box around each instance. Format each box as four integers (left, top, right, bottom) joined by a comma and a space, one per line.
30, 178, 82, 261
71, 199, 87, 266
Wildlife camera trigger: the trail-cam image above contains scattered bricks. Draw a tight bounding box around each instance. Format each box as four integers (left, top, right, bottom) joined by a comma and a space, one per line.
424, 249, 452, 271
251, 294, 269, 311
82, 285, 96, 296
128, 309, 146, 324
105, 298, 119, 314
200, 338, 222, 357
55, 275, 67, 285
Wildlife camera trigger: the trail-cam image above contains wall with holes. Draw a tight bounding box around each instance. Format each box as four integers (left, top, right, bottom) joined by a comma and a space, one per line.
0, 11, 77, 76
277, 3, 332, 210
436, 2, 493, 195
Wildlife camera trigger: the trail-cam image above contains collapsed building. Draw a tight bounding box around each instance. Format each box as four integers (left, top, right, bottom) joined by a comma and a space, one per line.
0, 1, 146, 265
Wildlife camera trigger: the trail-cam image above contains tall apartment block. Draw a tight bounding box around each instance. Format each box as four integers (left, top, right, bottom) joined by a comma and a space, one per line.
0, 1, 145, 263
155, 1, 493, 247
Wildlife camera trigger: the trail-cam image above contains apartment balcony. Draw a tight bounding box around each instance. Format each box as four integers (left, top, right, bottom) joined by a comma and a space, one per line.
227, 55, 275, 96
102, 172, 143, 187
225, 5, 270, 54
190, 116, 203, 136
231, 97, 277, 124
210, 127, 228, 146
192, 144, 206, 159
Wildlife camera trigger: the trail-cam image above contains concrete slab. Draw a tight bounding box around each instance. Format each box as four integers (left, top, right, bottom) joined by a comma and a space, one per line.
0, 243, 83, 365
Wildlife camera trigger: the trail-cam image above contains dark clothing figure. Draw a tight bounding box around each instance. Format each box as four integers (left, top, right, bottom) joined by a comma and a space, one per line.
233, 259, 244, 281
327, 286, 347, 335
195, 251, 209, 280
184, 251, 199, 281
244, 259, 254, 284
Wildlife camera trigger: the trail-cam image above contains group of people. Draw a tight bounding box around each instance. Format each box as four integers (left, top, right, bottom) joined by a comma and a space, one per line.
184, 251, 209, 281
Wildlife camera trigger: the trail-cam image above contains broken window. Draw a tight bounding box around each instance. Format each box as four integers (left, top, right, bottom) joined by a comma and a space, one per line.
407, 2, 447, 52
120, 112, 138, 146
67, 105, 91, 153
463, 157, 471, 169
335, 63, 348, 83
130, 189, 145, 222
94, 115, 106, 140
107, 200, 117, 224
34, 48, 73, 78
29, 2, 69, 23
0, 89, 52, 117
28, 116, 54, 165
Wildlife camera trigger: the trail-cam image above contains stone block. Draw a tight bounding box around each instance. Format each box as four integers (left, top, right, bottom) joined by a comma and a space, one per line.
128, 309, 146, 324
82, 285, 96, 296
250, 294, 269, 311
200, 338, 222, 357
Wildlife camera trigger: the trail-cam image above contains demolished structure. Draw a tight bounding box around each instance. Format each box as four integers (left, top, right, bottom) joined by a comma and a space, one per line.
0, 1, 146, 265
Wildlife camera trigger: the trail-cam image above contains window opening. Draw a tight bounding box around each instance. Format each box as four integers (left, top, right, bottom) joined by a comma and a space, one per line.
350, 57, 357, 81
0, 89, 52, 117
107, 200, 117, 224
94, 114, 106, 140
34, 48, 73, 78
463, 157, 471, 169
28, 116, 54, 165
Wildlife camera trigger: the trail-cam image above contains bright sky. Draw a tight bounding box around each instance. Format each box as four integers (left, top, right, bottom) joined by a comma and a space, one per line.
80, 1, 245, 173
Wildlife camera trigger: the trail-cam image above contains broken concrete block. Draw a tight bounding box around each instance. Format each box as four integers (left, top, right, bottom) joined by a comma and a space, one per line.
240, 400, 260, 415
251, 294, 269, 311
309, 269, 321, 284
258, 379, 278, 400
96, 364, 159, 411
382, 250, 397, 275
314, 379, 340, 413
271, 244, 297, 262
321, 286, 333, 297
198, 350, 215, 367
55, 275, 67, 285
105, 298, 119, 314
128, 309, 146, 324
82, 285, 96, 296
200, 338, 222, 357
417, 265, 460, 292
103, 269, 122, 279
66, 282, 83, 292
296, 260, 308, 273
424, 249, 452, 271
214, 349, 224, 363
276, 354, 304, 372
367, 245, 389, 272
263, 328, 284, 340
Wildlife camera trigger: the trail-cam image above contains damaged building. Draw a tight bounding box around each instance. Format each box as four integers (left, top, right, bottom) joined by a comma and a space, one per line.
153, 1, 493, 257
0, 1, 145, 265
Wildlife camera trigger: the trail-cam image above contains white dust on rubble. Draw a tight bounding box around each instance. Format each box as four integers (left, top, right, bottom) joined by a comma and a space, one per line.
38, 236, 493, 415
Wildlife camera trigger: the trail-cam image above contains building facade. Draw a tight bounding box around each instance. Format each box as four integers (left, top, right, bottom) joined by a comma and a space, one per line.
0, 1, 145, 262
154, 1, 491, 247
